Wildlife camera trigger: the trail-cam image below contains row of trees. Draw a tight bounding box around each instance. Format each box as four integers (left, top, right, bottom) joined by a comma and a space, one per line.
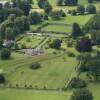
57, 0, 78, 6
57, 0, 98, 6
0, 0, 32, 23
76, 4, 96, 15
11, 0, 31, 16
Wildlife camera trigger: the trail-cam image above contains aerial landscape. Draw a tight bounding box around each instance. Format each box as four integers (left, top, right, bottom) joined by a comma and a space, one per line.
0, 0, 100, 100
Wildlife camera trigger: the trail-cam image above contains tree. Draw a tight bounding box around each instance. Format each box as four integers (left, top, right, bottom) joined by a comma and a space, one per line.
84, 11, 100, 31
5, 27, 14, 40
69, 77, 86, 89
86, 4, 96, 14
72, 23, 82, 39
44, 1, 52, 14
87, 58, 100, 81
77, 5, 85, 15
71, 9, 77, 16
0, 8, 23, 22
1, 48, 11, 60
70, 88, 93, 100
38, 0, 52, 14
14, 17, 24, 33
64, 0, 78, 6
51, 10, 62, 19
76, 37, 92, 52
12, 0, 31, 16
49, 39, 62, 49
0, 38, 3, 49
51, 10, 65, 19
43, 14, 48, 20
0, 74, 5, 84
57, 0, 63, 6
21, 16, 30, 31
38, 0, 46, 8
19, 0, 31, 16
29, 12, 42, 24
88, 0, 93, 3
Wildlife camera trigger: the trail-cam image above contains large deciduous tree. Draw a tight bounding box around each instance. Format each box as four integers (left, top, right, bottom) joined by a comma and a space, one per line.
70, 88, 93, 100
1, 48, 11, 60
76, 37, 92, 52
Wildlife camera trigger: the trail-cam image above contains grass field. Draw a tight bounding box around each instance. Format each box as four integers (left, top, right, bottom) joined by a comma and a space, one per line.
0, 52, 78, 89
0, 88, 71, 100
41, 24, 72, 33
30, 14, 93, 32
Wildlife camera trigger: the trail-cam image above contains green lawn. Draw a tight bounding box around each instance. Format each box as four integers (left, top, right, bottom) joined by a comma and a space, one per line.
48, 14, 93, 25
0, 88, 71, 100
0, 52, 78, 89
30, 14, 93, 33
41, 14, 93, 33
41, 24, 72, 33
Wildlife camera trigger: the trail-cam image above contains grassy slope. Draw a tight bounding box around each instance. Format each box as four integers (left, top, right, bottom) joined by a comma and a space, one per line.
0, 88, 70, 100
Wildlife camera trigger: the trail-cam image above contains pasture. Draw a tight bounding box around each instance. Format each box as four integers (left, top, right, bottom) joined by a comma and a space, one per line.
0, 52, 78, 89
30, 14, 93, 33
48, 14, 94, 25
0, 0, 100, 100
0, 88, 71, 100
41, 24, 72, 33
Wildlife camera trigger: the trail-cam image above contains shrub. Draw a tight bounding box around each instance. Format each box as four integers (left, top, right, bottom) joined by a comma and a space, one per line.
49, 39, 62, 49
69, 77, 86, 89
67, 41, 73, 47
21, 44, 26, 49
50, 10, 65, 19
26, 38, 31, 42
29, 11, 42, 24
0, 74, 5, 84
67, 52, 75, 57
70, 88, 93, 100
1, 48, 11, 60
71, 9, 77, 16
30, 63, 41, 70
67, 10, 72, 14
86, 4, 96, 14
76, 37, 92, 52
77, 5, 85, 15
14, 43, 19, 50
